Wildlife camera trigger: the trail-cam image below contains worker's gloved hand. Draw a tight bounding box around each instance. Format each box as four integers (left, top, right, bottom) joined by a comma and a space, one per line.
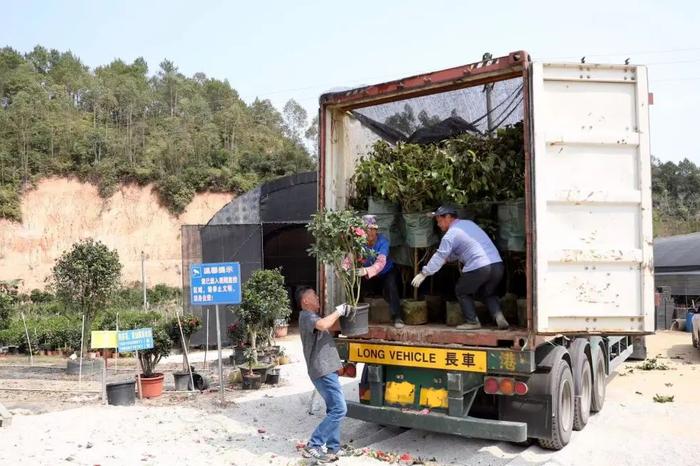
335, 304, 349, 317
355, 268, 368, 277
411, 272, 427, 288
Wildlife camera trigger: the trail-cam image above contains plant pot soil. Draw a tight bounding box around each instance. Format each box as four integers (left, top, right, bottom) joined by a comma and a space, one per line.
137, 373, 165, 398
242, 373, 262, 390
340, 303, 370, 337
106, 381, 136, 406
401, 299, 428, 325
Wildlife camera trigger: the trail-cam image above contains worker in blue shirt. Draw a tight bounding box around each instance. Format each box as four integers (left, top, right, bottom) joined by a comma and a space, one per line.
411, 205, 508, 330
356, 215, 404, 328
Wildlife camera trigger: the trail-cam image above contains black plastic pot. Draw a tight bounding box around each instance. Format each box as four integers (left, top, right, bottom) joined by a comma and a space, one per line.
265, 369, 280, 385
242, 373, 262, 390
173, 372, 193, 391
106, 381, 136, 406
340, 303, 370, 337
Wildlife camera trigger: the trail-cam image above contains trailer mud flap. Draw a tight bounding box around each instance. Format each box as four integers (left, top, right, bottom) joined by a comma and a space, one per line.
346, 401, 527, 443
498, 394, 552, 439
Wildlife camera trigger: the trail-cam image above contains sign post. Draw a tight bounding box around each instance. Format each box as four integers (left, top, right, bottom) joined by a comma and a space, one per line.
90, 330, 118, 404
190, 262, 242, 405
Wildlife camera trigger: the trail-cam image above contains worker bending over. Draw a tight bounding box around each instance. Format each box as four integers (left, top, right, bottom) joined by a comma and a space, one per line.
411, 205, 508, 330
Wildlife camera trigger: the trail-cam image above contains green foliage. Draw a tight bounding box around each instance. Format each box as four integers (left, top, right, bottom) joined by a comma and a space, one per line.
29, 288, 54, 304
237, 268, 291, 352
51, 238, 122, 355
0, 292, 15, 330
166, 313, 201, 347
0, 46, 315, 221
0, 186, 21, 221
227, 320, 247, 347
351, 123, 524, 213
652, 157, 700, 237
307, 210, 371, 307
138, 324, 172, 377
148, 283, 181, 305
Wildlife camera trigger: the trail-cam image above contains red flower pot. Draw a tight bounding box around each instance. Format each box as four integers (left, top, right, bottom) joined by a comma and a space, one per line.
137, 373, 165, 398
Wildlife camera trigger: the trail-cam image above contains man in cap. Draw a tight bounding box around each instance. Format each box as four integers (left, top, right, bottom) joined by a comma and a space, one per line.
356, 214, 404, 328
410, 205, 508, 330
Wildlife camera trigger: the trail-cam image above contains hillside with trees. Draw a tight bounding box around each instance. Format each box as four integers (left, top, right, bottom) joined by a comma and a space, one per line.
0, 46, 315, 221
652, 157, 700, 237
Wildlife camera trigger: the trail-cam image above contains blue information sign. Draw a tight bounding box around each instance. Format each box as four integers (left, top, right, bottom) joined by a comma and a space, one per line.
118, 328, 154, 352
190, 262, 242, 306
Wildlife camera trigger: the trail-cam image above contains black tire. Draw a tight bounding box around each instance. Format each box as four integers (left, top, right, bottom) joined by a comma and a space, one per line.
538, 359, 574, 450
570, 340, 592, 431
590, 346, 606, 413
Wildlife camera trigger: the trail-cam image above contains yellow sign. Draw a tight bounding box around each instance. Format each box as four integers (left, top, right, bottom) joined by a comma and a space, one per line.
348, 342, 486, 373
91, 331, 118, 349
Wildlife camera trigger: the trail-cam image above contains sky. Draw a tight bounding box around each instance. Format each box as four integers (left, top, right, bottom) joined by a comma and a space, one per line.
3, 0, 699, 163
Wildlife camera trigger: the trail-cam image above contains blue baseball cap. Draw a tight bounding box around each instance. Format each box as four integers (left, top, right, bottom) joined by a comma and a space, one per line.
430, 205, 458, 217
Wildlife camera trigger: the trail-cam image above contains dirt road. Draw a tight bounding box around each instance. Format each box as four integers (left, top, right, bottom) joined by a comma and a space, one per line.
0, 331, 697, 465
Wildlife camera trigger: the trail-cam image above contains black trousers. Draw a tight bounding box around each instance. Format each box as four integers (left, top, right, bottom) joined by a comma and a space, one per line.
455, 262, 504, 323
360, 266, 401, 320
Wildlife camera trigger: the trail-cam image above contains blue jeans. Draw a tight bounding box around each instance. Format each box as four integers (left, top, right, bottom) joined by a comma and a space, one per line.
308, 372, 347, 453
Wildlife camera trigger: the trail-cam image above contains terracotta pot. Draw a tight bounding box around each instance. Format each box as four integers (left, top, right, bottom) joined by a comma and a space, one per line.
137, 373, 165, 398
274, 325, 288, 338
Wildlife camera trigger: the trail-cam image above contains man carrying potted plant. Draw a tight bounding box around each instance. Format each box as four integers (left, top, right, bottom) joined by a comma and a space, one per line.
296, 287, 355, 463
411, 205, 508, 331
355, 215, 404, 328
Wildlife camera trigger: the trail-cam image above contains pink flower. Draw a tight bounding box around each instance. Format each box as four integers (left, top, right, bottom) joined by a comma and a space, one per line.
354, 227, 366, 237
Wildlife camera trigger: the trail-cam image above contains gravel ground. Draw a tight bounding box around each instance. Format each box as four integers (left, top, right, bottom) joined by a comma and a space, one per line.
0, 330, 697, 465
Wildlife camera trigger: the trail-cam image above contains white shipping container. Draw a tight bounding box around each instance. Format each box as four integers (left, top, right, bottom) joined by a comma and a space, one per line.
318, 53, 654, 336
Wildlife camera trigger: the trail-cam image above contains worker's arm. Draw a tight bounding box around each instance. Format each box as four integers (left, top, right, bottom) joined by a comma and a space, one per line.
315, 306, 345, 332
421, 231, 455, 276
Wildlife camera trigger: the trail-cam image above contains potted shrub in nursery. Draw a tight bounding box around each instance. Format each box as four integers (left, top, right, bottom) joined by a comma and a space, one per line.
51, 239, 122, 375
227, 321, 248, 366
237, 268, 291, 366
307, 209, 373, 336
241, 347, 262, 390
136, 324, 172, 398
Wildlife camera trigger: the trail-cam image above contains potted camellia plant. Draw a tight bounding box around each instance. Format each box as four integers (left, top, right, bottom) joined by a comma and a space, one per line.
136, 324, 172, 398
241, 347, 262, 390
307, 209, 373, 336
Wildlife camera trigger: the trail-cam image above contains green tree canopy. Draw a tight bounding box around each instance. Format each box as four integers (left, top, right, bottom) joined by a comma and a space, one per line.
51, 238, 122, 356
0, 46, 315, 220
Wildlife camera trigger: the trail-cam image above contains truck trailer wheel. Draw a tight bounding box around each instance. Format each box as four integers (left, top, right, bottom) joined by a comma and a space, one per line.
590, 345, 606, 413
538, 359, 574, 450
569, 339, 592, 431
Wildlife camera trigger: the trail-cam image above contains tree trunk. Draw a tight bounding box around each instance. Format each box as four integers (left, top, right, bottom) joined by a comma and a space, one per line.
81, 313, 93, 358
